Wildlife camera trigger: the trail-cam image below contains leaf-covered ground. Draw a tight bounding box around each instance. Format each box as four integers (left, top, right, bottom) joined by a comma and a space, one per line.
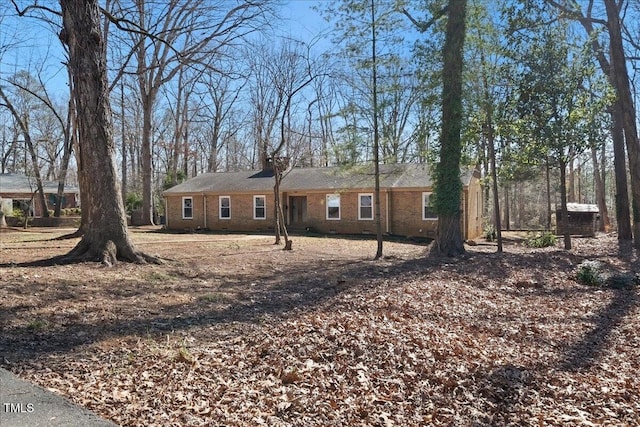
0, 228, 638, 426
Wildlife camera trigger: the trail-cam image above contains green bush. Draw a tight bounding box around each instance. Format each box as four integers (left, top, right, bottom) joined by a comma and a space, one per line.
524, 231, 557, 248
483, 224, 497, 242
576, 261, 639, 288
576, 260, 603, 286
125, 193, 143, 215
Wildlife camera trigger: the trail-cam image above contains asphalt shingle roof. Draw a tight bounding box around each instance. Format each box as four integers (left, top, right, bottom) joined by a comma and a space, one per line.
163, 163, 477, 195
0, 174, 79, 194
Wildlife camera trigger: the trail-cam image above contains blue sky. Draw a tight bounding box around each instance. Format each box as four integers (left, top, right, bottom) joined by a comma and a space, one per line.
0, 1, 332, 97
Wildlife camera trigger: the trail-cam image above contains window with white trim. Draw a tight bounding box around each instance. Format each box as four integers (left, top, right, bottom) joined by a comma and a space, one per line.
182, 197, 193, 219
422, 192, 437, 220
254, 195, 266, 219
358, 193, 373, 220
219, 196, 230, 219
326, 194, 341, 220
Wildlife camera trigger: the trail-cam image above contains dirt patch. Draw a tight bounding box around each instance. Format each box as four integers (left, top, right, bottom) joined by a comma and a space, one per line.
1, 229, 638, 426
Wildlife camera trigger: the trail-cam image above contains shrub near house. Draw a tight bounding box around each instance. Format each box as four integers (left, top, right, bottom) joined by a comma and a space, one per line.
162, 163, 483, 240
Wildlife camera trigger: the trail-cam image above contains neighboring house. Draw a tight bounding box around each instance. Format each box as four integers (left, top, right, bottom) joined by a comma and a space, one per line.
556, 203, 600, 237
163, 163, 483, 240
0, 173, 79, 217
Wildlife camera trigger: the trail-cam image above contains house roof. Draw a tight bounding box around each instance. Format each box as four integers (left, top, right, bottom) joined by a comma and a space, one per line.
0, 173, 79, 194
163, 163, 478, 195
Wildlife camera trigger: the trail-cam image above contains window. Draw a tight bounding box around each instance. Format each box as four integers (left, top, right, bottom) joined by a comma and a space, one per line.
182, 197, 193, 219
358, 193, 373, 220
326, 194, 341, 220
254, 195, 266, 219
422, 192, 437, 220
219, 196, 230, 219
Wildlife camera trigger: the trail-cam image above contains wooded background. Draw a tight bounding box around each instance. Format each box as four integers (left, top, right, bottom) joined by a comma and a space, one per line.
1, 0, 638, 236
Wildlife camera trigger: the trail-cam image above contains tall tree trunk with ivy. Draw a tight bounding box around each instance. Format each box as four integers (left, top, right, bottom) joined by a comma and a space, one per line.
432, 0, 467, 257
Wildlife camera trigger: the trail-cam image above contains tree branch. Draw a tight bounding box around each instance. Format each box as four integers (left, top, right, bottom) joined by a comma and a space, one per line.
402, 5, 448, 33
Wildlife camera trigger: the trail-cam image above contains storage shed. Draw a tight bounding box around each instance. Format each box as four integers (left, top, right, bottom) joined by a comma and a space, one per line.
556, 203, 599, 237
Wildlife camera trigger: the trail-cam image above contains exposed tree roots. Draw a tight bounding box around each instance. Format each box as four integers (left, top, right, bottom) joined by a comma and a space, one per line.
51, 229, 84, 241
60, 237, 163, 267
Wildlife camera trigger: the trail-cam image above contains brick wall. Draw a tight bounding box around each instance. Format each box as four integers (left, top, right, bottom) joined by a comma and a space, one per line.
298, 191, 385, 235
206, 193, 273, 232
165, 195, 206, 230
165, 183, 482, 240
165, 194, 274, 232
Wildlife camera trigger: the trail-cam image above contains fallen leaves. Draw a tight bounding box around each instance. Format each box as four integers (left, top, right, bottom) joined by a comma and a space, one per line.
1, 231, 639, 426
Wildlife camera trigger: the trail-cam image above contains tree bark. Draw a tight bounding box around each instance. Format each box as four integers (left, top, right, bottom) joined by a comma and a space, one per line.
371, 0, 383, 260
59, 0, 160, 265
432, 0, 467, 257
591, 146, 610, 232
487, 120, 502, 252
559, 158, 571, 250
546, 0, 632, 240
604, 0, 640, 247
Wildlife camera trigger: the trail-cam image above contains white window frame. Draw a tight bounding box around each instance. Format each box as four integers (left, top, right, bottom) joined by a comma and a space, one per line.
326, 194, 341, 220
253, 195, 266, 220
219, 196, 231, 219
182, 196, 193, 219
358, 193, 374, 220
422, 192, 438, 220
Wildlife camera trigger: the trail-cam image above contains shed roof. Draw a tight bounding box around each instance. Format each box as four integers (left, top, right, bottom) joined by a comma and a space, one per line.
163, 163, 478, 195
564, 203, 599, 213
0, 174, 79, 194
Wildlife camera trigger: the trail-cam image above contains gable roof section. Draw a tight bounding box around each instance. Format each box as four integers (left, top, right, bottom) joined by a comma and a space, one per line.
0, 174, 79, 194
163, 163, 478, 195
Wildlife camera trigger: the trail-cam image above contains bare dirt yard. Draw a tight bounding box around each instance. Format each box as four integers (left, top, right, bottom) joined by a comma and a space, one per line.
0, 227, 638, 426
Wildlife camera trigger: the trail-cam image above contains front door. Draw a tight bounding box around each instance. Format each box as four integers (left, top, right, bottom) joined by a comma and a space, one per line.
289, 196, 307, 226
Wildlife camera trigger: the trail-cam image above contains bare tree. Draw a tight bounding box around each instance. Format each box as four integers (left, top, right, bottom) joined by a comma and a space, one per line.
246, 39, 319, 247
58, 0, 159, 265
105, 0, 272, 225
0, 84, 50, 219
545, 0, 638, 245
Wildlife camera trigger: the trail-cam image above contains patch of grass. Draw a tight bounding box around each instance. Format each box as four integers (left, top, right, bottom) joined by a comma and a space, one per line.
26, 319, 48, 331
227, 241, 241, 250
524, 231, 557, 248
174, 346, 195, 364
146, 271, 173, 283
198, 292, 236, 304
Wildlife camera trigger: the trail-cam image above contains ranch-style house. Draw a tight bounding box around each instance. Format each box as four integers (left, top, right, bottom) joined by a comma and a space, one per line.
162, 162, 483, 240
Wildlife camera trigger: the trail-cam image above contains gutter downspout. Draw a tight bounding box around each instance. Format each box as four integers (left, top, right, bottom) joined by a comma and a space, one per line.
385, 189, 390, 234
164, 198, 169, 229
203, 193, 207, 229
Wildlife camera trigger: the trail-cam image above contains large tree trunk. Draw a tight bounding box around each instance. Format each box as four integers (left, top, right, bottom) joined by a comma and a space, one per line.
59, 0, 159, 265
55, 90, 76, 217
605, 0, 640, 247
556, 0, 631, 240
432, 0, 467, 257
141, 94, 155, 225
559, 158, 571, 250
486, 120, 502, 252
610, 100, 630, 239
591, 146, 610, 232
